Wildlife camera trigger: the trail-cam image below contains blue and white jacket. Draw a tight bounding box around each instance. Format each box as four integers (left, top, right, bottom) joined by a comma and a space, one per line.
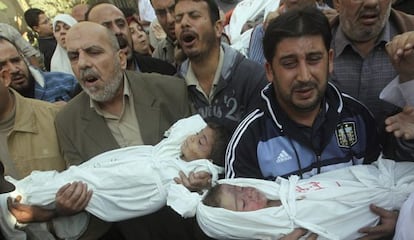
30, 66, 78, 103
225, 82, 381, 180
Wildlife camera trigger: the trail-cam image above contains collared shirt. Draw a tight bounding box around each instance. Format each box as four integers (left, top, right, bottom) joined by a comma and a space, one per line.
331, 21, 399, 122
90, 75, 143, 147
185, 47, 224, 103
152, 37, 176, 66
5, 89, 65, 179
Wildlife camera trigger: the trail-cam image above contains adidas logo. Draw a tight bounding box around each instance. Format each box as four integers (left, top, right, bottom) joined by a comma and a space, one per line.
276, 150, 292, 163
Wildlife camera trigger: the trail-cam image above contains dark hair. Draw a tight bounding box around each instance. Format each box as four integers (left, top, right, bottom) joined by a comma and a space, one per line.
263, 6, 332, 63
175, 0, 220, 25
202, 183, 223, 207
120, 7, 137, 18
207, 122, 230, 167
24, 8, 45, 29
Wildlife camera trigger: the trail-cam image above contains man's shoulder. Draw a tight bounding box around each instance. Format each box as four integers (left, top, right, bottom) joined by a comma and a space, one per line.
126, 71, 187, 96
15, 91, 61, 117
340, 92, 374, 120
55, 92, 89, 121
127, 70, 183, 85
224, 45, 264, 73
390, 9, 414, 32
134, 53, 176, 75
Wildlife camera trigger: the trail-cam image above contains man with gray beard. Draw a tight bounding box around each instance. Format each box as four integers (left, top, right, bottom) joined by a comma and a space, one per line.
51, 21, 192, 239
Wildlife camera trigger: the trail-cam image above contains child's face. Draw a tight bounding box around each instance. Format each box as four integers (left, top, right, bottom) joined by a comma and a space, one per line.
218, 184, 268, 211
181, 126, 215, 161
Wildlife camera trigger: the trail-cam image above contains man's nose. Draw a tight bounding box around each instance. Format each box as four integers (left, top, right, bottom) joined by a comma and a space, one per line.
77, 51, 90, 68
297, 61, 311, 82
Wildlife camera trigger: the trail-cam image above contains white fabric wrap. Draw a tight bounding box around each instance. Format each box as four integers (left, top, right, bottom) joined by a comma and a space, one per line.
0, 114, 223, 239
192, 158, 414, 240
224, 0, 279, 45
394, 192, 414, 240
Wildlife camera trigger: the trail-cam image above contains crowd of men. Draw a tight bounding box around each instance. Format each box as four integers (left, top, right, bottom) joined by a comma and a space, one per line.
0, 0, 414, 239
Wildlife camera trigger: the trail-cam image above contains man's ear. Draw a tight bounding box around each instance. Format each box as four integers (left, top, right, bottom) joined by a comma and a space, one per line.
328, 49, 334, 74
214, 19, 224, 39
265, 62, 274, 83
32, 25, 40, 33
118, 50, 127, 70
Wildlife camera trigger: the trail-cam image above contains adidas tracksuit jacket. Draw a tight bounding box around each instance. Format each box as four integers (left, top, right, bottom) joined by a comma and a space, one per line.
225, 82, 381, 180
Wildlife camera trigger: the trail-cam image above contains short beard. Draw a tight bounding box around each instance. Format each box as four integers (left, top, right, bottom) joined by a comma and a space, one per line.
83, 62, 124, 103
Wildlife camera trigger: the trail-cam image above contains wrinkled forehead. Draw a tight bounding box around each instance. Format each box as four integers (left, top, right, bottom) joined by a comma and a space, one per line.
175, 0, 208, 13
66, 24, 110, 50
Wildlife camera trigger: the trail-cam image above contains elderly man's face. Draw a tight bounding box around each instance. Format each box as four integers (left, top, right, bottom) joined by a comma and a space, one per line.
66, 22, 127, 102
336, 0, 392, 42
87, 4, 133, 60
0, 40, 31, 94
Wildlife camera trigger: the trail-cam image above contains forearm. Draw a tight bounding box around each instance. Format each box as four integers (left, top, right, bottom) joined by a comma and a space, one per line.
30, 207, 57, 223
11, 205, 57, 224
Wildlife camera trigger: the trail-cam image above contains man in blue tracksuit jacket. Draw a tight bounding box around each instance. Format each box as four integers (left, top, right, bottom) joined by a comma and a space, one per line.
225, 7, 381, 180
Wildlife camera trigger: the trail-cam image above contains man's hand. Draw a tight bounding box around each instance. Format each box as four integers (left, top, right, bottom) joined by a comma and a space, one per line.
386, 31, 414, 82
385, 106, 414, 140
279, 228, 318, 240
174, 171, 212, 192
7, 196, 56, 223
358, 204, 398, 240
55, 181, 92, 216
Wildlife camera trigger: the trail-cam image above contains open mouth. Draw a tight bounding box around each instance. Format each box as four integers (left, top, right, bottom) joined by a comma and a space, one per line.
84, 75, 98, 83
359, 11, 379, 25
180, 31, 197, 47
81, 69, 99, 87
11, 74, 25, 84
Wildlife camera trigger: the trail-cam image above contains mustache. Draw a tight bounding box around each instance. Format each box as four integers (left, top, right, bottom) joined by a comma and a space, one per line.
292, 81, 317, 91
10, 71, 25, 80
80, 68, 99, 80
116, 35, 128, 49
358, 8, 379, 18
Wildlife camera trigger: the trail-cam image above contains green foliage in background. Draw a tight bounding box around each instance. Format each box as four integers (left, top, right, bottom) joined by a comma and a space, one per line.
26, 0, 86, 17
26, 0, 137, 18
